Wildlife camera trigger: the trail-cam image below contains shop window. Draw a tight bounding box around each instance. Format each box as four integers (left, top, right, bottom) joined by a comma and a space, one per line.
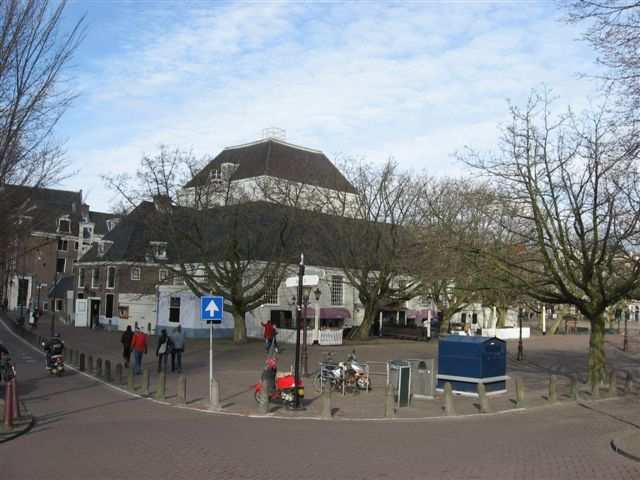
169, 297, 181, 323
270, 309, 293, 329
118, 305, 129, 319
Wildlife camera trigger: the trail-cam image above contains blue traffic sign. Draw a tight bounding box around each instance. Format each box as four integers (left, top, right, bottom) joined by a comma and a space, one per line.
200, 295, 224, 323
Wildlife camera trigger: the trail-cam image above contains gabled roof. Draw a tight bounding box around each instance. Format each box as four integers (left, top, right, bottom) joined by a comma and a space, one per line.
0, 184, 82, 234
184, 138, 356, 194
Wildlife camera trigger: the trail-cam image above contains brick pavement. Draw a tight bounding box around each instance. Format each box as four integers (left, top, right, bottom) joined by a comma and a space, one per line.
6, 312, 640, 419
3, 319, 640, 479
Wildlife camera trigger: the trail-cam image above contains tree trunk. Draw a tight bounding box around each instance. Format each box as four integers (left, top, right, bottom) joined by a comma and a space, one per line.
349, 306, 377, 340
439, 310, 453, 335
232, 311, 247, 344
496, 307, 507, 328
588, 314, 606, 387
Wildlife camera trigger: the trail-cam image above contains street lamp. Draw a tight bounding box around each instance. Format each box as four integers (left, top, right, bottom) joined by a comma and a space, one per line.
51, 235, 61, 337
300, 286, 321, 377
517, 308, 524, 361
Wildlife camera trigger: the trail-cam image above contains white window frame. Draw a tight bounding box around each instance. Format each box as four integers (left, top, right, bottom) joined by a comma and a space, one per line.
57, 238, 68, 251
106, 266, 116, 289
330, 275, 344, 306
169, 297, 181, 323
56, 257, 66, 274
262, 275, 279, 305
149, 241, 167, 260
91, 268, 100, 288
131, 267, 141, 281
78, 268, 85, 288
57, 217, 71, 233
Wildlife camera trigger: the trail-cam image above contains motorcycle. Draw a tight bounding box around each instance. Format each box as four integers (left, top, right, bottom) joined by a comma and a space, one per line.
254, 357, 304, 408
0, 355, 16, 382
313, 350, 371, 393
42, 339, 65, 376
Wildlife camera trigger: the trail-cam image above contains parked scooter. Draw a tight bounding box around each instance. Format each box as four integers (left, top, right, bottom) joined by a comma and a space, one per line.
313, 350, 371, 393
42, 335, 65, 376
254, 356, 304, 407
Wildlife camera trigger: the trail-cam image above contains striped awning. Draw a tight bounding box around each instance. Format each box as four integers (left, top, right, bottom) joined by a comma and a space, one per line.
302, 307, 351, 319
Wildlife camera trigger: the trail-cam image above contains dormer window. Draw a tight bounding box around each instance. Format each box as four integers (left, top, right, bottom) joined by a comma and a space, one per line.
58, 217, 71, 233
82, 226, 93, 240
106, 218, 120, 232
149, 241, 167, 260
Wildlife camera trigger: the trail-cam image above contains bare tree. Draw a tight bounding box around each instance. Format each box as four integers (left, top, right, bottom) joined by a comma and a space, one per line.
463, 91, 640, 385
319, 160, 423, 340
104, 147, 299, 343
567, 1, 640, 119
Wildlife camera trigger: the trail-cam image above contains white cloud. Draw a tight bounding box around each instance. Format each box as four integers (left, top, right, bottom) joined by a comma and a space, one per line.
58, 2, 602, 210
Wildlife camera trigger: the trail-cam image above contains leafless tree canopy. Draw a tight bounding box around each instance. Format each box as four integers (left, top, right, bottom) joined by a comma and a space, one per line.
568, 1, 640, 118
463, 90, 640, 384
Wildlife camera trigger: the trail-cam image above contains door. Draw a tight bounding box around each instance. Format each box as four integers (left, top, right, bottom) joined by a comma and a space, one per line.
105, 294, 114, 319
75, 299, 88, 327
90, 299, 100, 328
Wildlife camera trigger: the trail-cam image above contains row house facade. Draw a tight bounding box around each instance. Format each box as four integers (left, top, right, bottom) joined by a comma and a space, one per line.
0, 185, 119, 320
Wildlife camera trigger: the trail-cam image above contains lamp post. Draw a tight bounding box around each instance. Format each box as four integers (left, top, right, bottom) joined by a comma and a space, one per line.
300, 286, 321, 377
51, 235, 61, 337
517, 308, 524, 361
293, 253, 305, 409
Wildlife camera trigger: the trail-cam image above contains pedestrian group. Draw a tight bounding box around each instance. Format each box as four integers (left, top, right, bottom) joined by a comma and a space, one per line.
120, 324, 186, 375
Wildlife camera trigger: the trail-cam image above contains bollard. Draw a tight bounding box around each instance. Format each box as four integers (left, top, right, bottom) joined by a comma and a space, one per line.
515, 377, 525, 407
548, 375, 558, 403
177, 375, 187, 404
10, 379, 20, 418
88, 355, 94, 374
477, 382, 491, 413
68, 349, 74, 366
624, 371, 633, 396
384, 384, 395, 418
142, 368, 150, 396
209, 377, 221, 412
257, 379, 269, 414
104, 360, 112, 382
569, 375, 578, 401
96, 358, 103, 378
3, 380, 14, 429
74, 349, 81, 368
154, 371, 166, 400
115, 363, 123, 385
591, 380, 600, 399
321, 388, 332, 419
79, 353, 86, 372
444, 382, 456, 416
127, 368, 135, 391
608, 370, 618, 397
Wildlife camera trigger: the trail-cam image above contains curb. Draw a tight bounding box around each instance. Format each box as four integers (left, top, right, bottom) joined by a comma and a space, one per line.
0, 414, 35, 444
611, 431, 640, 463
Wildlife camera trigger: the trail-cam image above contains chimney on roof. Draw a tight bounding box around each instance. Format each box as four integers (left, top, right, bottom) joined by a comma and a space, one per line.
80, 203, 90, 221
153, 194, 172, 212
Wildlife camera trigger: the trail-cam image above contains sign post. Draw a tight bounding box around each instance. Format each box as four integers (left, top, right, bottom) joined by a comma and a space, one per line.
200, 295, 224, 410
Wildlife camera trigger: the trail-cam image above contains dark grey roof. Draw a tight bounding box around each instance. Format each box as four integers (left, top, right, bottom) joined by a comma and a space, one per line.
0, 185, 82, 234
49, 275, 74, 298
90, 211, 120, 236
184, 138, 356, 194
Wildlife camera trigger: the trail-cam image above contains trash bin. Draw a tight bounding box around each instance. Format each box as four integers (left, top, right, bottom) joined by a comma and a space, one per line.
388, 360, 411, 407
436, 336, 506, 396
409, 359, 435, 399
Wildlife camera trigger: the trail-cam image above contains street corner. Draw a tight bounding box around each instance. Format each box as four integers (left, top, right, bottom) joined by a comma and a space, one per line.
0, 400, 35, 443
612, 430, 640, 463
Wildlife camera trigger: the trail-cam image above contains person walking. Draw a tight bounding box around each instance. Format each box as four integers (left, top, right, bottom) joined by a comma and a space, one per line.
156, 329, 171, 373
130, 326, 147, 375
170, 325, 185, 373
121, 325, 133, 368
260, 320, 278, 353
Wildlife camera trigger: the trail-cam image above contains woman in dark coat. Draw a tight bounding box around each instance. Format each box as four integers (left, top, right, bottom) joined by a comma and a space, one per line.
121, 325, 133, 368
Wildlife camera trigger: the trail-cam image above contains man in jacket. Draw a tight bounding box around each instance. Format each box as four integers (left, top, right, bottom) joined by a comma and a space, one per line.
170, 325, 185, 373
130, 326, 147, 375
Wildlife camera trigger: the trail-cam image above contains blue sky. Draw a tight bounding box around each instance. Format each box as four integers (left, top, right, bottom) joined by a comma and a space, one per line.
55, 0, 601, 211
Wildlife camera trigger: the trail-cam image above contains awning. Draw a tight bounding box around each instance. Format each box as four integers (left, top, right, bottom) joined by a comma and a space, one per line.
407, 309, 435, 322
302, 307, 352, 320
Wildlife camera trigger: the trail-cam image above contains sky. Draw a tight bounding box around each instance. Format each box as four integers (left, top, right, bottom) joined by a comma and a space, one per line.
54, 0, 602, 212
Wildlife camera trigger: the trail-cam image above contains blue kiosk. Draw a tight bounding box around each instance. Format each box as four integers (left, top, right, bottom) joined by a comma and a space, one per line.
436, 336, 507, 396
